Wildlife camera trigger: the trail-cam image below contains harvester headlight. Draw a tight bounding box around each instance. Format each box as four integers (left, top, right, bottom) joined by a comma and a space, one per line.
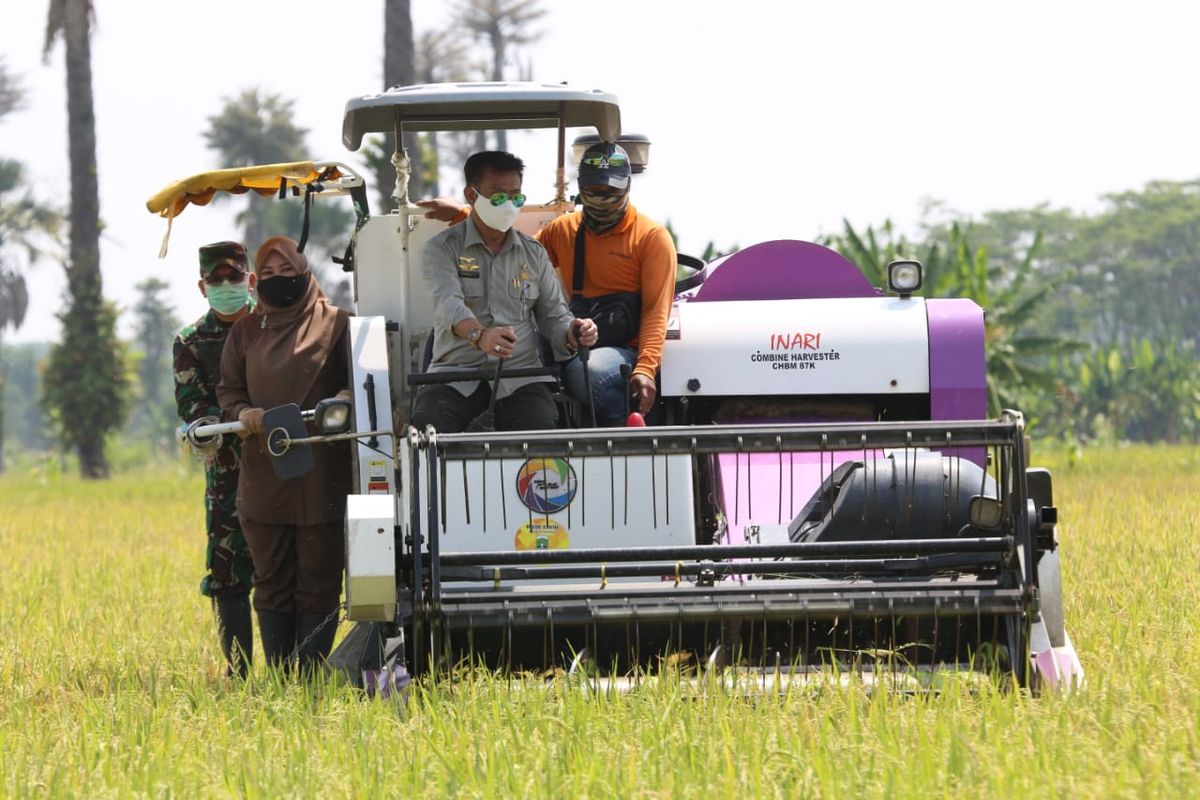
887, 260, 923, 296
315, 397, 352, 434
969, 495, 1003, 530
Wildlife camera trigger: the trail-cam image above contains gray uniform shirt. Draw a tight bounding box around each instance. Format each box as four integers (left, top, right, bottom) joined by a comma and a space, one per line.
423, 218, 575, 398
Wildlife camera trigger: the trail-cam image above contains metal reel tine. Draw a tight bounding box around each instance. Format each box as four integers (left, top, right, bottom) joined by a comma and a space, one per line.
523, 442, 532, 529
498, 455, 508, 530
861, 434, 868, 525
482, 444, 489, 531
624, 454, 630, 526
650, 439, 658, 529
819, 434, 827, 520
608, 439, 615, 530
933, 597, 941, 672
945, 432, 954, 525
461, 459, 471, 525
904, 431, 915, 526
439, 456, 448, 534
734, 436, 742, 525
776, 435, 783, 525
566, 441, 574, 529
539, 454, 552, 520
664, 446, 671, 526
747, 438, 754, 521
789, 450, 795, 520
981, 444, 991, 499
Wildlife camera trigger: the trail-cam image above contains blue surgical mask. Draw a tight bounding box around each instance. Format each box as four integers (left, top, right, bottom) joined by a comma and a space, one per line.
206, 281, 249, 315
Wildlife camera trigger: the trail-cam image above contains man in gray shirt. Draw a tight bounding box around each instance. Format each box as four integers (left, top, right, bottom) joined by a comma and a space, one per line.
413, 151, 598, 431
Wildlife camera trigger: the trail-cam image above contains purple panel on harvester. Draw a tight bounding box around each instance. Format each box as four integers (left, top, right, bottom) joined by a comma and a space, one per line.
714, 450, 881, 543
926, 298, 986, 420
693, 240, 877, 303
927, 298, 987, 466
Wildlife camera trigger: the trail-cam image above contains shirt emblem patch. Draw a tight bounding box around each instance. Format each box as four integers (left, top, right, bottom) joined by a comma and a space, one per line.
457, 256, 481, 277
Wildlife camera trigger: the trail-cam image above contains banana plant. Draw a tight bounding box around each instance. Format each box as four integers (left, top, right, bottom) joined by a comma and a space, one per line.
827, 220, 1084, 416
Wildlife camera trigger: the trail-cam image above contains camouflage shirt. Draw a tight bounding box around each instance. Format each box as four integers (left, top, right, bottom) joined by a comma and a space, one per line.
173, 306, 254, 596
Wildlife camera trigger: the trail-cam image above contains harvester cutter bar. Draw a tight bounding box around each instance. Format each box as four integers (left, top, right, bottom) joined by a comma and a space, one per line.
439, 552, 1005, 582
430, 584, 1025, 629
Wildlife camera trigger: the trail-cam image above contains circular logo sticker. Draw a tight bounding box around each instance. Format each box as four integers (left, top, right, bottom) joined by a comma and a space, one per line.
515, 457, 577, 514
514, 518, 570, 551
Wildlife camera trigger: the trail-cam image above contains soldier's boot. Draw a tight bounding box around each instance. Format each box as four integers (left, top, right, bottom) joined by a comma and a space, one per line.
213, 593, 254, 679
296, 610, 339, 677
257, 609, 297, 673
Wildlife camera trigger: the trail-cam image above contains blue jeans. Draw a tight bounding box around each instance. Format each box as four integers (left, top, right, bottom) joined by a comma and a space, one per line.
564, 346, 638, 427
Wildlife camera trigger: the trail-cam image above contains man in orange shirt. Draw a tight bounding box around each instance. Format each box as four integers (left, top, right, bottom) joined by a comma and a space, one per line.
537, 142, 677, 425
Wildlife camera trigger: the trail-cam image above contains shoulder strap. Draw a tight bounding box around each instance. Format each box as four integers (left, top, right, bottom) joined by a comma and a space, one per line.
572, 220, 586, 301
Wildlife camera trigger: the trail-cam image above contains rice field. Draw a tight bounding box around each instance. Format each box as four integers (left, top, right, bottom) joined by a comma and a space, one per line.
1, 444, 1197, 797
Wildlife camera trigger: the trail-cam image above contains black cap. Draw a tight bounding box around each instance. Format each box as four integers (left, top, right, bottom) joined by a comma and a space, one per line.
578, 142, 631, 191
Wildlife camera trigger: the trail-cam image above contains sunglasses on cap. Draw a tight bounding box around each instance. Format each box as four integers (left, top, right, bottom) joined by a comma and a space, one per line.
581, 152, 629, 168
473, 187, 527, 208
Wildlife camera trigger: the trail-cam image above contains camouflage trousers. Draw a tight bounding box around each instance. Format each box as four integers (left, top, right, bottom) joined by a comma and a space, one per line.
200, 492, 255, 598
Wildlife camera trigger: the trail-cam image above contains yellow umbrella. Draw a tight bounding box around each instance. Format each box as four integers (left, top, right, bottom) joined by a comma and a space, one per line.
145, 161, 352, 256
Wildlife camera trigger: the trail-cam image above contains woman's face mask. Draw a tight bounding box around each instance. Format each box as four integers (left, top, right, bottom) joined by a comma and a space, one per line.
472, 186, 525, 232
204, 280, 249, 315
257, 271, 309, 308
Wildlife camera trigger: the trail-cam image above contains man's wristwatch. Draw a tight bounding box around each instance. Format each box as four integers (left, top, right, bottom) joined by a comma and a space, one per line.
466, 326, 485, 348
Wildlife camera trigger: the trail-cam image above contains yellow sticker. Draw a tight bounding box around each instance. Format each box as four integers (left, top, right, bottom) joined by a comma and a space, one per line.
514, 518, 569, 551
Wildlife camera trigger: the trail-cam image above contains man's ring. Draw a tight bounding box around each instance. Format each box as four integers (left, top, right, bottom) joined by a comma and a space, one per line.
494, 344, 501, 353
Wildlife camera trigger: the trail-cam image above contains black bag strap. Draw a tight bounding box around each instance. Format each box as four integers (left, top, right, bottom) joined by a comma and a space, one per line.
572, 221, 586, 302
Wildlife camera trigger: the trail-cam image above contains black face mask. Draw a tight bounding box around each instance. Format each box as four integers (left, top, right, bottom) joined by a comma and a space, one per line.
257, 272, 309, 308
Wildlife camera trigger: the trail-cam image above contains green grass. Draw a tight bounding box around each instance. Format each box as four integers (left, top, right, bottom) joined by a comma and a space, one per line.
1, 444, 1198, 797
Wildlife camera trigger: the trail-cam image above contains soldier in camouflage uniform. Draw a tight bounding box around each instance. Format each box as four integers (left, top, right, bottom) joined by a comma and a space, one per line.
173, 241, 257, 678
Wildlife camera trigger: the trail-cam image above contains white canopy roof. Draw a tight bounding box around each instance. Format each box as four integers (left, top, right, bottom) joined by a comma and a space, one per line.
342, 82, 621, 151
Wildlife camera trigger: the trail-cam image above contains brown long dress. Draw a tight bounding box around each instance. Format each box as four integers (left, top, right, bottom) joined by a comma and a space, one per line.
218, 239, 351, 612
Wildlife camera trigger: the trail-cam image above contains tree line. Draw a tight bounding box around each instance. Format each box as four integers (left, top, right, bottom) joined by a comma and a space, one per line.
822, 183, 1200, 444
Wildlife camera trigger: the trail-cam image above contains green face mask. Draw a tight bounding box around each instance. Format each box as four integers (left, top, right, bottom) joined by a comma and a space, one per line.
205, 281, 249, 315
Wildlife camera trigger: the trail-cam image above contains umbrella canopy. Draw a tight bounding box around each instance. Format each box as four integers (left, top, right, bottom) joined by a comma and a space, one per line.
145, 161, 359, 256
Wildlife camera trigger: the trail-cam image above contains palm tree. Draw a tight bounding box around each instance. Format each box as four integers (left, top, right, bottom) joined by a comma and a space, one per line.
829, 220, 1082, 416
42, 2, 125, 478
204, 89, 308, 248
415, 29, 471, 198
371, 0, 424, 209
0, 159, 63, 473
0, 58, 23, 118
365, 25, 475, 209
454, 0, 546, 152
204, 90, 355, 304
1, 62, 61, 473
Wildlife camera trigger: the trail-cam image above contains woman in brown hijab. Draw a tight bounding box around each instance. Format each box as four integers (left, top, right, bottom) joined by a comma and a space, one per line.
218, 236, 351, 672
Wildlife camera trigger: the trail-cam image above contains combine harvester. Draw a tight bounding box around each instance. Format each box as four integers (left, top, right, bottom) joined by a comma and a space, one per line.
152, 83, 1083, 692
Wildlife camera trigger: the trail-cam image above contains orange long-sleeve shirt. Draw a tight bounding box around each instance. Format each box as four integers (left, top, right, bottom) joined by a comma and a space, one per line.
537, 204, 676, 380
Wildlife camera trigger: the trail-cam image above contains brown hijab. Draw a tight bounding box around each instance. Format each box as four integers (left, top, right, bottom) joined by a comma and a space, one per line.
246, 236, 346, 409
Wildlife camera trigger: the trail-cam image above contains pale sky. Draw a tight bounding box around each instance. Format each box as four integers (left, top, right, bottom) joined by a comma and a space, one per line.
2, 0, 1198, 343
